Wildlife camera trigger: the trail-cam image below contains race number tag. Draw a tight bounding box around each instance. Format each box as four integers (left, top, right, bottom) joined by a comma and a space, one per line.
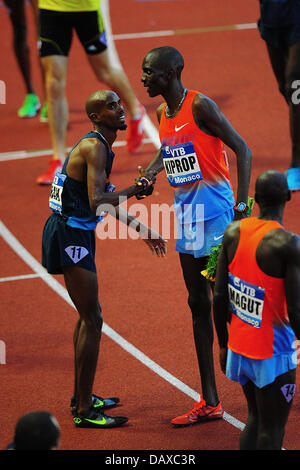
228, 273, 265, 328
49, 172, 66, 213
162, 141, 202, 187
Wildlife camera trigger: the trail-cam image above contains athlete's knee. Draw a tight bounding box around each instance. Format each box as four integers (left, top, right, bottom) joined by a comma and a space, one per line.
45, 72, 66, 99
257, 426, 284, 450
187, 290, 211, 315
42, 59, 67, 98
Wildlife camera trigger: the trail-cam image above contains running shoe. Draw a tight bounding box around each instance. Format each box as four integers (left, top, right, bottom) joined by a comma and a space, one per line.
171, 396, 224, 426
286, 167, 300, 191
73, 408, 128, 429
70, 394, 120, 415
39, 102, 48, 122
36, 159, 63, 185
17, 93, 40, 118
127, 104, 145, 154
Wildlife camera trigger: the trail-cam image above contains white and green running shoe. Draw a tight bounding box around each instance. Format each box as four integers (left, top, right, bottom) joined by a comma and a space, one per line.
17, 93, 40, 118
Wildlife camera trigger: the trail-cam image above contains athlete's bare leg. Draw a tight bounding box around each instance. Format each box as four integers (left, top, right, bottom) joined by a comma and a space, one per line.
241, 369, 296, 450
266, 41, 300, 168
41, 55, 68, 162
179, 253, 219, 406
63, 265, 102, 416
87, 50, 141, 118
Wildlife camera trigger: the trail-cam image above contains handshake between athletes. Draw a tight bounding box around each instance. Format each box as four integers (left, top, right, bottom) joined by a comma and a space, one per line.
135, 165, 156, 200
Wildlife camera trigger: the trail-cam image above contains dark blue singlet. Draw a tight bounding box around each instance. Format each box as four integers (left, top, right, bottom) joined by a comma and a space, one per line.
59, 131, 115, 230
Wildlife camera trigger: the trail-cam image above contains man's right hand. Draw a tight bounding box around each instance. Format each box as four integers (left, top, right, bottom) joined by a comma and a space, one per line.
135, 166, 156, 199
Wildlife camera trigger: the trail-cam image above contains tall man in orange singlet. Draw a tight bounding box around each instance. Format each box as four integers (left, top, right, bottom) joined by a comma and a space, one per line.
214, 170, 300, 449
140, 46, 252, 426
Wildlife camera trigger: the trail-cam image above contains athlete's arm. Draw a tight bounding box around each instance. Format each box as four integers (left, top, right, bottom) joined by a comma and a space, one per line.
284, 234, 300, 339
213, 221, 240, 372
113, 206, 167, 257
193, 95, 252, 211
213, 242, 229, 373
84, 139, 144, 214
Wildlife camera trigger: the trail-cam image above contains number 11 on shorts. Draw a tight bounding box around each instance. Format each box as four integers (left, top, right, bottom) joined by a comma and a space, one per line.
65, 245, 89, 264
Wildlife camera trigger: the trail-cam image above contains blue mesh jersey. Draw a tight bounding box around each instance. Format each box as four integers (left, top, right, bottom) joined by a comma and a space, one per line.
49, 131, 115, 230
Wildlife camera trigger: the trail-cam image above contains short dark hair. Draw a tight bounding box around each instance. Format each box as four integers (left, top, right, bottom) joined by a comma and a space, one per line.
147, 46, 184, 77
14, 411, 60, 450
255, 170, 290, 206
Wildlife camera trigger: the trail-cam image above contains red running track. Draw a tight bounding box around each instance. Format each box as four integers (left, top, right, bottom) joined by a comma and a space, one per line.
0, 0, 300, 453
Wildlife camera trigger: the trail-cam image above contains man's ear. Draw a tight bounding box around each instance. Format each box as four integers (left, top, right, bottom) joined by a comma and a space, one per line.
165, 68, 174, 81
89, 112, 100, 122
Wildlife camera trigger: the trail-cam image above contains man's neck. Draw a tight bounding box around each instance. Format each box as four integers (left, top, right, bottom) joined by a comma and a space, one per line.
164, 82, 185, 111
258, 206, 284, 224
93, 126, 116, 149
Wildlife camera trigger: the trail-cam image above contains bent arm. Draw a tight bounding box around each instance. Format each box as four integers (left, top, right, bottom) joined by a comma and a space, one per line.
194, 96, 252, 205
85, 140, 143, 214
213, 244, 230, 349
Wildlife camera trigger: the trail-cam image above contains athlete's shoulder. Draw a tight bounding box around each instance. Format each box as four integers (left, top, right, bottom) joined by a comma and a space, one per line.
192, 92, 219, 116
78, 135, 107, 162
223, 219, 241, 243
283, 231, 300, 258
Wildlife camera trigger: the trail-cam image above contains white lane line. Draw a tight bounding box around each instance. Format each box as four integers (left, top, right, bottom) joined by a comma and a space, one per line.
0, 219, 245, 432
111, 23, 257, 41
113, 30, 174, 40
0, 273, 40, 283
0, 138, 154, 162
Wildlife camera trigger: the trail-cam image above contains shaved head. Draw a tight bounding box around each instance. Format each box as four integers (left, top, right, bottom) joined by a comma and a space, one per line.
145, 46, 184, 77
255, 170, 290, 206
85, 89, 126, 130
85, 90, 113, 118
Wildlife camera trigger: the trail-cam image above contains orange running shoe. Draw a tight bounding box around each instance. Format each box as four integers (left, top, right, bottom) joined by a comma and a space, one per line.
36, 159, 63, 185
171, 396, 223, 426
127, 104, 145, 154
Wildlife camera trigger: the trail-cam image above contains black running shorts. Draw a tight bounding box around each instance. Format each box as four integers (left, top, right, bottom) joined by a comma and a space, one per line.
39, 9, 107, 57
258, 0, 300, 48
42, 213, 97, 274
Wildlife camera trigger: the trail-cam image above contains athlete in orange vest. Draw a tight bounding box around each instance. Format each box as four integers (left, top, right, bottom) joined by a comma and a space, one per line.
214, 170, 300, 449
139, 46, 252, 426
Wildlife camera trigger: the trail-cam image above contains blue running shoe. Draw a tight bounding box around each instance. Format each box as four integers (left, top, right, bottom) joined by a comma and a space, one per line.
286, 167, 300, 191
70, 394, 120, 415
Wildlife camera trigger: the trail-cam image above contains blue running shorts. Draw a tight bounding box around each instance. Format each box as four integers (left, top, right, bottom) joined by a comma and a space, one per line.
226, 348, 297, 389
42, 213, 96, 274
175, 208, 234, 258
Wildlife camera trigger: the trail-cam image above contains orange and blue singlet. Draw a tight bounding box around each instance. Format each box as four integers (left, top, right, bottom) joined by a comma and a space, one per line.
159, 90, 234, 225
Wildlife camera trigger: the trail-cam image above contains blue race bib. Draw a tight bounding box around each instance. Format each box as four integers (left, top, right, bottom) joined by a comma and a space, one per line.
228, 273, 265, 328
162, 141, 203, 187
49, 172, 66, 213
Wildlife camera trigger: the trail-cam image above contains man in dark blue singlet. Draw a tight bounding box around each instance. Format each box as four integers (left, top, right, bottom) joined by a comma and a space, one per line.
42, 89, 167, 429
